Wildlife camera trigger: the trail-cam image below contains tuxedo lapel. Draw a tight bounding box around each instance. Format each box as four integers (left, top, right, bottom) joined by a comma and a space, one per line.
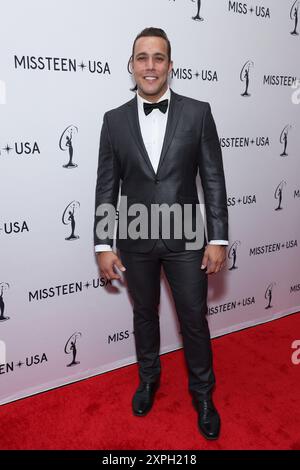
127, 95, 156, 177
126, 89, 184, 177
156, 89, 183, 176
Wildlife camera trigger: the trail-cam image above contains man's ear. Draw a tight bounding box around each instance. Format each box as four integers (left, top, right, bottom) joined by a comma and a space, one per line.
127, 55, 133, 74
168, 60, 173, 74
127, 56, 137, 92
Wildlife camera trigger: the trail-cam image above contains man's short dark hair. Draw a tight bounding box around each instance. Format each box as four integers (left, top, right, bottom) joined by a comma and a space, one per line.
132, 27, 171, 62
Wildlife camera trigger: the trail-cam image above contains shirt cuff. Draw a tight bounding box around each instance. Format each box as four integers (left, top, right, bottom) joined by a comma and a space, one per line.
208, 240, 228, 245
95, 244, 112, 252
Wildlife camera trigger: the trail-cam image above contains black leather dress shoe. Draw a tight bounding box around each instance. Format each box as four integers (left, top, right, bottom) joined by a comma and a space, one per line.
132, 381, 159, 416
193, 397, 221, 440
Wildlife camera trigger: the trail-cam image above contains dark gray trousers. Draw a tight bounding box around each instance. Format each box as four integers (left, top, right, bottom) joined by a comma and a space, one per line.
119, 238, 215, 399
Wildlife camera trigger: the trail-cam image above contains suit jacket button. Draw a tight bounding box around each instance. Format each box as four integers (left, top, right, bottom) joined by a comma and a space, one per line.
155, 179, 159, 184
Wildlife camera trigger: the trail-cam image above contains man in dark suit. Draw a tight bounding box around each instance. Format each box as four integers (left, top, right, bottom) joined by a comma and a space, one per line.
94, 27, 228, 440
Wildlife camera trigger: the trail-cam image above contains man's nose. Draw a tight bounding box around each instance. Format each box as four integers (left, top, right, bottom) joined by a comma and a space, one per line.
146, 58, 155, 70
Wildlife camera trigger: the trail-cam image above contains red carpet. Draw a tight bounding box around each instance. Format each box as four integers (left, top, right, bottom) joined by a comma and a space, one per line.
1, 313, 300, 450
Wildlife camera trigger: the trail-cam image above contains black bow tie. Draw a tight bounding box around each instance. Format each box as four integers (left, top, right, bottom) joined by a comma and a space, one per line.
143, 99, 169, 116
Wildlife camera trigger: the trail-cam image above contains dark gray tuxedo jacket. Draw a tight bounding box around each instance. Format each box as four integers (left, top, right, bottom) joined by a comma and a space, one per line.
94, 89, 228, 253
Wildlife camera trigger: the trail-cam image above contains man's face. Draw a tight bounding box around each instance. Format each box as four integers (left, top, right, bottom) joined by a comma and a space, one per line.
131, 36, 173, 102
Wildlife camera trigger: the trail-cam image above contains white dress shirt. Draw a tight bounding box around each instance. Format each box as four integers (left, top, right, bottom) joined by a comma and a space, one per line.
95, 87, 228, 252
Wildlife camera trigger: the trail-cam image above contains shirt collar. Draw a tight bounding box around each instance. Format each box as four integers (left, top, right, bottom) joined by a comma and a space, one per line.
137, 86, 170, 112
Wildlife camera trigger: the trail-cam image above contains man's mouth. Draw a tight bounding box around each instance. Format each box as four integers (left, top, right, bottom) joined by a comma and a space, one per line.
144, 76, 158, 81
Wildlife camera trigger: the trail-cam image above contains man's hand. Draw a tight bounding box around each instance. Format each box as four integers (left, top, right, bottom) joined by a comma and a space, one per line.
97, 251, 126, 281
201, 245, 226, 274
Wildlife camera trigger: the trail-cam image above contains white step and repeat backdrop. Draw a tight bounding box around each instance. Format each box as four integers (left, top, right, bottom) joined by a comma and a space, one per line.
0, 0, 299, 405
